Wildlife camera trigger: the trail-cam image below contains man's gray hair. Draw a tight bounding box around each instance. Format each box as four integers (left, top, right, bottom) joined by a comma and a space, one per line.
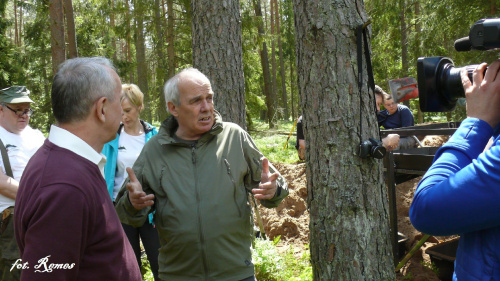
163, 67, 211, 113
51, 57, 118, 124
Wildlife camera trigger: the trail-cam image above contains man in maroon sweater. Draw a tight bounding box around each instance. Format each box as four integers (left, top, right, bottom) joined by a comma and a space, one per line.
14, 57, 141, 281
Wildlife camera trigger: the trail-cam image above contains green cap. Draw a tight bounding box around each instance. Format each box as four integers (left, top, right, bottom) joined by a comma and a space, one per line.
0, 86, 34, 104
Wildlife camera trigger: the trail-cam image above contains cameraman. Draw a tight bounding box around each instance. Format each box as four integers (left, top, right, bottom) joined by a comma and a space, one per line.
410, 60, 500, 280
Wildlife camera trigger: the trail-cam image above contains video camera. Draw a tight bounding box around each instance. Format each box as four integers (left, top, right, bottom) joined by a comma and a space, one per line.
418, 18, 500, 112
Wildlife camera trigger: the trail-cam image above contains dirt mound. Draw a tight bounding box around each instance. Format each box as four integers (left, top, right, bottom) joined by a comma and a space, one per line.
256, 162, 309, 248
256, 161, 454, 280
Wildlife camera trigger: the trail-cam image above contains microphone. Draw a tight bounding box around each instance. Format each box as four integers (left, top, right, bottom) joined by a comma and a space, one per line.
454, 37, 472, 52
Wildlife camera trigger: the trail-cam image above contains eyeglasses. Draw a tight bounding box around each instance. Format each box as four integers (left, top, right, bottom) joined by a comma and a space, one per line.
3, 104, 33, 117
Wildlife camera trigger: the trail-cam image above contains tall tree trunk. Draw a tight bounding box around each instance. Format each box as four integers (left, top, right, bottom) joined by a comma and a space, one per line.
14, 0, 18, 46
270, 0, 278, 121
290, 54, 295, 119
274, 0, 288, 120
292, 0, 394, 279
64, 0, 78, 58
154, 0, 169, 121
49, 0, 66, 75
253, 0, 275, 128
125, 0, 133, 81
491, 0, 497, 14
400, 0, 409, 107
415, 1, 423, 123
191, 0, 246, 129
134, 0, 151, 123
167, 0, 175, 79
110, 0, 117, 61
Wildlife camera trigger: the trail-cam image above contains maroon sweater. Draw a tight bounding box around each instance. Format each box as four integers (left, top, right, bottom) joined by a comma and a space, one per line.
14, 140, 141, 281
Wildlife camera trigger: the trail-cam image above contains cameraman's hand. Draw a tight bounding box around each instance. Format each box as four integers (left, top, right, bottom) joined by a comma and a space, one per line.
462, 60, 500, 128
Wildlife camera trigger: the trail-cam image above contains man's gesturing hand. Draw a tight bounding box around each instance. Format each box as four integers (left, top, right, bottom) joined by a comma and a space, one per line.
252, 157, 279, 200
126, 167, 155, 210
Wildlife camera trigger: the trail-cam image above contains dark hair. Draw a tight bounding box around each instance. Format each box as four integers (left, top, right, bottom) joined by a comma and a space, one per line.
51, 57, 118, 124
374, 85, 391, 102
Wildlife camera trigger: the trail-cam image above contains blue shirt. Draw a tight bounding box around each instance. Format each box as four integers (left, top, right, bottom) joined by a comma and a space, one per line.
410, 118, 500, 280
378, 104, 414, 129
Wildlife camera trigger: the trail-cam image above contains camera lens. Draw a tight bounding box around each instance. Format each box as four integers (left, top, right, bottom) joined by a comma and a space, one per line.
417, 57, 476, 112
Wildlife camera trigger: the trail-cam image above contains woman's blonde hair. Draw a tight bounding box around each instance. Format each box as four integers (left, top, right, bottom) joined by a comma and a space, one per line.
121, 83, 144, 112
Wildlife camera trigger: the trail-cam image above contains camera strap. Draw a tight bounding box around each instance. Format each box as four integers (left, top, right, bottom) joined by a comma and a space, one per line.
357, 21, 378, 141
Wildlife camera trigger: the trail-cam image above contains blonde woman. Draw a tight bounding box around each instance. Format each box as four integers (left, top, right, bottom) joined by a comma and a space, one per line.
102, 84, 159, 280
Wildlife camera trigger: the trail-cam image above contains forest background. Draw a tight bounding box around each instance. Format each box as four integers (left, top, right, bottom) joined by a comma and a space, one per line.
1, 0, 500, 133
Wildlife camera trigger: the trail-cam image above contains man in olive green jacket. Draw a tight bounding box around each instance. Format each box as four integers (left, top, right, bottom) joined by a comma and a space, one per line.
115, 67, 288, 281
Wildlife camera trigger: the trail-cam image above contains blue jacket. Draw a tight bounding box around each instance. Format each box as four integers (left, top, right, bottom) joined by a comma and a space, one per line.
102, 120, 158, 200
410, 118, 500, 281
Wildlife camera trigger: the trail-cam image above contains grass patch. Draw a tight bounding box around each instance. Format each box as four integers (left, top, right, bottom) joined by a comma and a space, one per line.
249, 119, 301, 164
253, 236, 313, 281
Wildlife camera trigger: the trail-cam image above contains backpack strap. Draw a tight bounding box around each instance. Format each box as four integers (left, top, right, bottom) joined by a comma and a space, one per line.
0, 139, 13, 178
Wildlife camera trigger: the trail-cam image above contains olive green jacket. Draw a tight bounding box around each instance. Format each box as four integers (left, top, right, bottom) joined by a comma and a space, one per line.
115, 112, 288, 281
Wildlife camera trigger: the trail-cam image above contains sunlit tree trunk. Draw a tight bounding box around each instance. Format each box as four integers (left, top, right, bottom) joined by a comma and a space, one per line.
191, 0, 246, 129
253, 0, 275, 128
293, 0, 395, 279
270, 0, 278, 121
274, 0, 288, 120
167, 0, 175, 79
49, 0, 66, 75
64, 0, 78, 58
154, 0, 169, 121
110, 0, 117, 61
134, 0, 151, 123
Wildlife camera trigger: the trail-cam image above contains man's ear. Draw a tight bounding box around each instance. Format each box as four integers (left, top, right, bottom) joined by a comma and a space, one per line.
167, 101, 178, 117
96, 97, 107, 123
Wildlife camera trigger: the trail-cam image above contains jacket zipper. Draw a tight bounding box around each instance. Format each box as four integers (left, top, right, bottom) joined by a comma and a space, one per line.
224, 159, 242, 217
192, 144, 209, 279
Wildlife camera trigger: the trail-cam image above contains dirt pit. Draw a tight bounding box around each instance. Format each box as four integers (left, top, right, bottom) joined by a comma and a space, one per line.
259, 139, 454, 279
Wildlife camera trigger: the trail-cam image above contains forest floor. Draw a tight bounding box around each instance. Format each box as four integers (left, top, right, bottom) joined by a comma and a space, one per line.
257, 135, 455, 280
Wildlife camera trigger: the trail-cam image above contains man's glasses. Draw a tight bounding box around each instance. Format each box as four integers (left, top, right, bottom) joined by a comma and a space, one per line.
3, 104, 33, 117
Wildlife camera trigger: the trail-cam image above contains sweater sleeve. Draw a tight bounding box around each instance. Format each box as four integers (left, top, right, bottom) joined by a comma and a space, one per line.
20, 185, 88, 281
410, 118, 500, 236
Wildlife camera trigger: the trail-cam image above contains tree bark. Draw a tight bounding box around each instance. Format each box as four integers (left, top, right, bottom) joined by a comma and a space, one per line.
14, 0, 18, 46
253, 0, 275, 128
270, 0, 278, 121
134, 0, 151, 123
274, 0, 288, 120
154, 0, 169, 121
110, 0, 117, 61
400, 0, 409, 107
49, 0, 66, 75
292, 0, 395, 279
125, 0, 133, 81
167, 0, 175, 79
64, 0, 78, 58
415, 1, 423, 123
191, 0, 246, 129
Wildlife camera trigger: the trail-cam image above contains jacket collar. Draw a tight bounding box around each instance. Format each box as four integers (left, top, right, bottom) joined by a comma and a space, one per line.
158, 111, 223, 146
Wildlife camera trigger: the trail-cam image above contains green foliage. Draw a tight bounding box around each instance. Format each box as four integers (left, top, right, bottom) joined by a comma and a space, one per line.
420, 260, 440, 277
253, 237, 312, 281
249, 119, 301, 164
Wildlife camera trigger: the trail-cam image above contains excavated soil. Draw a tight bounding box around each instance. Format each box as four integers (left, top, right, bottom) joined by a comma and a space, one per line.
256, 135, 453, 279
